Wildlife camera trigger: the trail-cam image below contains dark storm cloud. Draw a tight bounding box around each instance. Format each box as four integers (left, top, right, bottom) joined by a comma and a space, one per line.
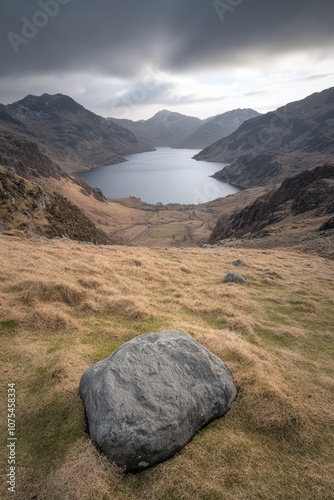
1, 0, 334, 79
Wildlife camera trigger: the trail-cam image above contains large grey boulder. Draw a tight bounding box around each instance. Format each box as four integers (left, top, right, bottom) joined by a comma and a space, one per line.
80, 330, 236, 472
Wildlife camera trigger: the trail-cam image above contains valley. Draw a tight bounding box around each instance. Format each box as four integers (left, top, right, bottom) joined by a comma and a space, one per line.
0, 85, 333, 500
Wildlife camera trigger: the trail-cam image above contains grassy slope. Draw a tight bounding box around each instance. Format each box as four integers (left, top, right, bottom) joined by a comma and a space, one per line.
0, 234, 333, 499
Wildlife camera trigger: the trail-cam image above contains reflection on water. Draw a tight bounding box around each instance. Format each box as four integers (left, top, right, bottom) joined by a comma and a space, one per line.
77, 147, 239, 204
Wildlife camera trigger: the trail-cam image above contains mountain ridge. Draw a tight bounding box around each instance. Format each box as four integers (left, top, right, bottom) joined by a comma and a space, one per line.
2, 93, 154, 172
194, 87, 334, 188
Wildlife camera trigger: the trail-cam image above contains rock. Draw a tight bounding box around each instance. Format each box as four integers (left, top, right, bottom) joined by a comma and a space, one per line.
264, 269, 277, 276
78, 241, 95, 246
24, 229, 39, 239
319, 217, 334, 232
80, 330, 236, 472
232, 259, 246, 267
23, 210, 32, 220
202, 244, 210, 248
223, 272, 246, 284
0, 219, 8, 231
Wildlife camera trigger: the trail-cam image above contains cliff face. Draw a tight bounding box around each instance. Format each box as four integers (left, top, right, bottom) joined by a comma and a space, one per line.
209, 164, 334, 249
194, 87, 334, 188
1, 93, 154, 172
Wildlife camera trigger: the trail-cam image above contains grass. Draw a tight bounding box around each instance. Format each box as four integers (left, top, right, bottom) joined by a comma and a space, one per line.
0, 235, 333, 499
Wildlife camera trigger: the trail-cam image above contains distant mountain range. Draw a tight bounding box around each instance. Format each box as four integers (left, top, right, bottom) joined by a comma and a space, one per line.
0, 94, 261, 172
175, 109, 260, 149
111, 108, 260, 149
0, 93, 154, 172
111, 110, 203, 148
194, 87, 334, 188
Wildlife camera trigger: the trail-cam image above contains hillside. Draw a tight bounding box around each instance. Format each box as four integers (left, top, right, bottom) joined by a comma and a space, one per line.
209, 163, 334, 259
0, 130, 267, 247
111, 110, 203, 147
176, 109, 260, 149
0, 233, 333, 499
0, 166, 111, 244
1, 94, 153, 172
194, 87, 334, 188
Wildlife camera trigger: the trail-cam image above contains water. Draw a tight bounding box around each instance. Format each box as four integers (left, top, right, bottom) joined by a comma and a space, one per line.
77, 147, 239, 205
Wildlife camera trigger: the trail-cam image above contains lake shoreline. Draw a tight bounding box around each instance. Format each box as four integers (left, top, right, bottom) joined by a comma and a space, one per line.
77, 147, 240, 205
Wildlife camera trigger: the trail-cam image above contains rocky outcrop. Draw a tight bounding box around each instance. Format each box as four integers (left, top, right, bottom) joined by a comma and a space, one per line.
223, 272, 246, 284
0, 167, 110, 244
210, 163, 334, 242
0, 132, 106, 202
194, 87, 334, 188
80, 330, 236, 472
0, 133, 65, 180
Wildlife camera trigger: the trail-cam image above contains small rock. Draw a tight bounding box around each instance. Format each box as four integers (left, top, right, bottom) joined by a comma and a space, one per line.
232, 259, 246, 267
223, 272, 246, 284
24, 229, 40, 239
319, 217, 334, 232
23, 210, 32, 220
80, 331, 236, 472
202, 244, 210, 249
78, 241, 95, 246
0, 220, 8, 232
264, 269, 277, 276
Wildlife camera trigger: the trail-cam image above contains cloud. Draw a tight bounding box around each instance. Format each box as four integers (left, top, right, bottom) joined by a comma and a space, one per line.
1, 0, 334, 79
0, 0, 333, 119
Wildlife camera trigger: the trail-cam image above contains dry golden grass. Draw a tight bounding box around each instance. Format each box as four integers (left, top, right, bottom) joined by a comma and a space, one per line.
0, 234, 333, 499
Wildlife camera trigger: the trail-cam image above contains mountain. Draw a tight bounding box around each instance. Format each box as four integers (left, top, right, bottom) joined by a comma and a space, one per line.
111, 110, 203, 147
175, 109, 261, 149
3, 93, 153, 172
209, 163, 334, 258
194, 87, 334, 188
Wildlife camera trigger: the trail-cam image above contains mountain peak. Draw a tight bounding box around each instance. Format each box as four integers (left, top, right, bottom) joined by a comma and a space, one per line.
9, 93, 84, 118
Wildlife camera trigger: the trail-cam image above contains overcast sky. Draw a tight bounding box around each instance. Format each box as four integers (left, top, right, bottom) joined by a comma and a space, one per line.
1, 0, 334, 120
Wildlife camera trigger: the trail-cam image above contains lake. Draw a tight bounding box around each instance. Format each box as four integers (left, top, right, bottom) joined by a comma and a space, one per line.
77, 147, 239, 204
